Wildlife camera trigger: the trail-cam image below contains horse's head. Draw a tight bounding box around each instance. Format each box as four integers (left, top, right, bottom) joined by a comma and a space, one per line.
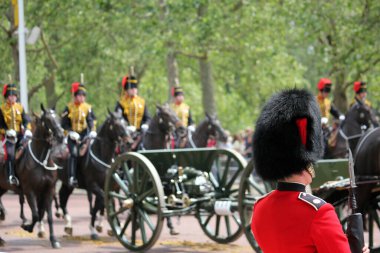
346, 102, 374, 131
103, 109, 129, 142
205, 113, 228, 142
156, 103, 187, 138
36, 104, 65, 143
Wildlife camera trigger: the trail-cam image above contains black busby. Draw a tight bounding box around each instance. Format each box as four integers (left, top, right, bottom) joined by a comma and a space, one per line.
253, 89, 323, 181
3, 83, 18, 98
172, 86, 184, 97
71, 82, 86, 96
122, 75, 138, 90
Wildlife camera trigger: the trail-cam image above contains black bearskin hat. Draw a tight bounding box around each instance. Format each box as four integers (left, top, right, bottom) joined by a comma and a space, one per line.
3, 83, 18, 98
253, 89, 323, 181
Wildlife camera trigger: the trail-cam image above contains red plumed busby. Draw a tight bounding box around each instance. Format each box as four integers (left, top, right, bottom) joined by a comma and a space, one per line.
71, 82, 86, 96
122, 75, 138, 90
253, 89, 323, 181
353, 81, 366, 94
3, 83, 18, 98
317, 78, 332, 92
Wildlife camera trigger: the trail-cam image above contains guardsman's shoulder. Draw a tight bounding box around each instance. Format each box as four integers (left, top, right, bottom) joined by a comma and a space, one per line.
298, 192, 326, 211
255, 190, 274, 205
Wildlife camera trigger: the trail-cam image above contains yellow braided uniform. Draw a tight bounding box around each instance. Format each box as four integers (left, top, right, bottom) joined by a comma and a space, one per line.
0, 102, 31, 135
349, 98, 372, 108
61, 102, 96, 135
118, 95, 146, 129
171, 102, 190, 127
316, 94, 332, 118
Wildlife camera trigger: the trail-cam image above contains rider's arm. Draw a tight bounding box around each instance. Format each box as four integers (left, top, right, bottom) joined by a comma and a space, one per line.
0, 108, 7, 135
330, 104, 341, 120
141, 105, 151, 126
115, 101, 129, 123
21, 107, 32, 130
61, 106, 72, 131
188, 110, 194, 126
86, 106, 96, 131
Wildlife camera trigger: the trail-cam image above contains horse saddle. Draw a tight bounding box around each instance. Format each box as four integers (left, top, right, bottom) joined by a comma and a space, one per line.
79, 138, 91, 157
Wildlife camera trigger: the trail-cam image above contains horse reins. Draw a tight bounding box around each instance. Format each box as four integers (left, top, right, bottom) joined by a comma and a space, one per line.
27, 140, 61, 170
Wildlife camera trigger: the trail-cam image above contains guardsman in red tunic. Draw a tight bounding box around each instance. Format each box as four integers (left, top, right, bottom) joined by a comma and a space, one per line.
61, 82, 97, 187
0, 84, 32, 185
250, 89, 369, 253
115, 75, 150, 150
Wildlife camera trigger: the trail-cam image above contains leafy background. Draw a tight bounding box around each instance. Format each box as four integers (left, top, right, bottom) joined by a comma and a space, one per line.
1, 0, 379, 133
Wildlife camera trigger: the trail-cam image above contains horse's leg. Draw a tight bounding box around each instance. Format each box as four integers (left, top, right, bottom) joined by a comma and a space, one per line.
21, 192, 38, 233
58, 184, 74, 235
89, 185, 104, 240
166, 217, 179, 235
37, 197, 46, 238
18, 193, 27, 224
0, 189, 7, 221
87, 190, 93, 216
45, 191, 61, 248
53, 194, 63, 218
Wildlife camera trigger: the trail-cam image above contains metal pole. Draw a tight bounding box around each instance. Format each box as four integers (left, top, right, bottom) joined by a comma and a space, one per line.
18, 0, 28, 112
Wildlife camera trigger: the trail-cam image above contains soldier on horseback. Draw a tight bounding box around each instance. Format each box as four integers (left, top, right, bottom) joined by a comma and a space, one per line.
61, 82, 97, 187
350, 81, 378, 128
170, 86, 194, 130
315, 78, 345, 158
114, 74, 151, 151
0, 83, 32, 186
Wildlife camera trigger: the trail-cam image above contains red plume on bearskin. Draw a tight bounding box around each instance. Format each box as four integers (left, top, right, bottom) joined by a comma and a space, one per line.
253, 89, 323, 181
2, 84, 8, 97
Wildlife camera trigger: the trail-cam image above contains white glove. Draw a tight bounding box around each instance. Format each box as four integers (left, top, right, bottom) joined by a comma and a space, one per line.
24, 129, 33, 138
89, 131, 97, 138
69, 131, 80, 141
188, 125, 195, 132
321, 117, 329, 125
5, 129, 17, 138
127, 125, 136, 132
339, 115, 345, 121
141, 124, 149, 131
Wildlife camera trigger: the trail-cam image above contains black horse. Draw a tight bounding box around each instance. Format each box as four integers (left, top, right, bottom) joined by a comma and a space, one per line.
184, 114, 228, 148
325, 102, 378, 159
0, 104, 64, 248
142, 104, 187, 150
55, 110, 129, 239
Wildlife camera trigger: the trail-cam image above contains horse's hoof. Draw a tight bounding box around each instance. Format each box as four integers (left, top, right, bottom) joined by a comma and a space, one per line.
64, 226, 73, 236
91, 233, 99, 240
107, 229, 114, 237
0, 237, 5, 246
37, 231, 45, 238
170, 228, 179, 235
51, 241, 61, 249
21, 224, 33, 233
95, 225, 103, 233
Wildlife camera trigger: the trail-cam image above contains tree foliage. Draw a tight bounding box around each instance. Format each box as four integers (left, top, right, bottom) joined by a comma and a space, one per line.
0, 0, 379, 133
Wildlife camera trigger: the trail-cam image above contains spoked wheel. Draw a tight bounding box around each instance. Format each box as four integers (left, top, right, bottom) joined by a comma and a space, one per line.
196, 149, 247, 243
238, 160, 275, 252
104, 152, 165, 251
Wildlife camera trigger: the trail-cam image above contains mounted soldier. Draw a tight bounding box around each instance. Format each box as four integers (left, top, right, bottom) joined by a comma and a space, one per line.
349, 81, 378, 128
61, 82, 97, 187
115, 72, 151, 151
315, 78, 345, 158
0, 83, 32, 185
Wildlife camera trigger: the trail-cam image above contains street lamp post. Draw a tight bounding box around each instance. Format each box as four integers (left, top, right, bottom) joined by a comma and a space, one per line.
17, 0, 28, 112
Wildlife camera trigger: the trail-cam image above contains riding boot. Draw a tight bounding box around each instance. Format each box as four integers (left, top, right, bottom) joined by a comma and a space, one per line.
6, 160, 19, 186
68, 156, 78, 187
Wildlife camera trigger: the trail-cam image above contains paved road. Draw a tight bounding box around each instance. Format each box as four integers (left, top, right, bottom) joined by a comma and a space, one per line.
0, 191, 251, 253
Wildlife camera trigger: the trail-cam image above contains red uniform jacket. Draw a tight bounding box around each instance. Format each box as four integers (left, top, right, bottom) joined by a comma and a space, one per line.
251, 182, 350, 253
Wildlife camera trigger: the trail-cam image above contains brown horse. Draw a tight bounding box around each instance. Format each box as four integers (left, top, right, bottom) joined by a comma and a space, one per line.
0, 104, 64, 248
142, 104, 187, 150
184, 114, 228, 148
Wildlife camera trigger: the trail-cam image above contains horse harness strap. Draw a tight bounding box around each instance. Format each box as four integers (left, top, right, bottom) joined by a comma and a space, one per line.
27, 140, 61, 171
338, 129, 363, 141
353, 127, 378, 164
89, 141, 111, 169
188, 130, 197, 148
